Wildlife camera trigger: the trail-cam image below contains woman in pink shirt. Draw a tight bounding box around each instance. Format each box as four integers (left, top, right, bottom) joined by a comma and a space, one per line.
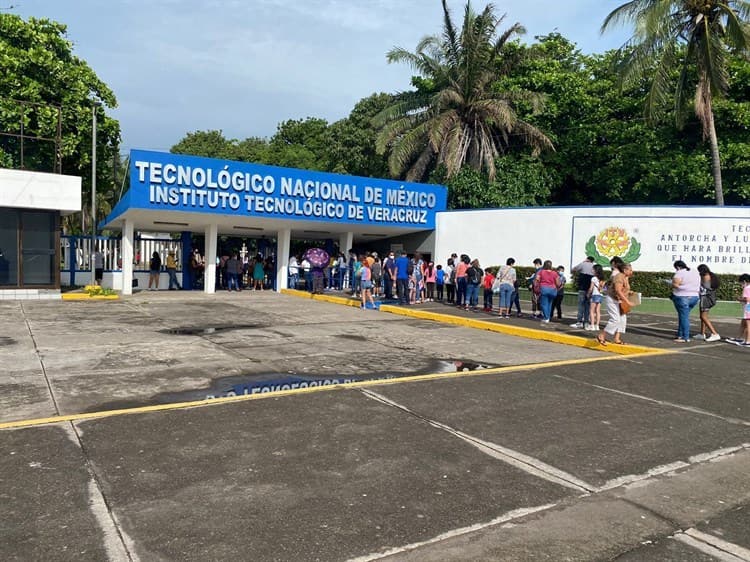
535, 260, 562, 324
671, 260, 701, 342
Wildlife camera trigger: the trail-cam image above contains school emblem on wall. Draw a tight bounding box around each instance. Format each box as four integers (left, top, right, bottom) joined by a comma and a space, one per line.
586, 227, 641, 266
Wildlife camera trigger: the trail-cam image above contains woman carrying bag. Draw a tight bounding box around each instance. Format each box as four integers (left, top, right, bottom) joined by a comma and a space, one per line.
597, 261, 633, 346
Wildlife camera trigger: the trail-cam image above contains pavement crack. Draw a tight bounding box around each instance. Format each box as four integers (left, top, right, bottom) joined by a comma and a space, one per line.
20, 302, 61, 417
63, 422, 137, 562
553, 374, 750, 427
359, 388, 594, 493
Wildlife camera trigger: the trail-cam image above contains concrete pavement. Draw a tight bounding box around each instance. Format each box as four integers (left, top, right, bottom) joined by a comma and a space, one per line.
0, 290, 748, 561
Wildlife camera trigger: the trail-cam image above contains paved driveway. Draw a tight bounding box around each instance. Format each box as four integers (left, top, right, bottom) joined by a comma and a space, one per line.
1, 291, 748, 561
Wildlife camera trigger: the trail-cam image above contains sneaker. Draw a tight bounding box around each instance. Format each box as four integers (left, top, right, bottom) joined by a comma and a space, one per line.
693, 334, 705, 340
705, 333, 721, 342
740, 342, 750, 348
569, 322, 583, 328
725, 337, 743, 344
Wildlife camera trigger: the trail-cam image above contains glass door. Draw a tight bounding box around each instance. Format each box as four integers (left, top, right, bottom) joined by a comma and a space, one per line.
21, 211, 57, 287
0, 209, 19, 286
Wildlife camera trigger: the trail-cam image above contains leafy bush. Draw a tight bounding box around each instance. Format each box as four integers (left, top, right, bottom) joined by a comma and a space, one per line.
84, 284, 116, 297
486, 266, 743, 300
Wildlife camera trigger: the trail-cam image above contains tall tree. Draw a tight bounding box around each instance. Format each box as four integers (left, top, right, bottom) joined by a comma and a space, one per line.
374, 0, 553, 182
0, 14, 120, 233
602, 0, 750, 206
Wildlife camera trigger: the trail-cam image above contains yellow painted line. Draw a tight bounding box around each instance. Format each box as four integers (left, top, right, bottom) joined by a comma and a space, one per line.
281, 289, 667, 357
61, 293, 119, 301
0, 351, 658, 431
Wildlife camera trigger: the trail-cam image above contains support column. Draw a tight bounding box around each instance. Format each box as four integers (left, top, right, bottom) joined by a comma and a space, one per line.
339, 232, 354, 256
122, 219, 134, 295
180, 231, 192, 290
276, 228, 291, 292
204, 223, 218, 294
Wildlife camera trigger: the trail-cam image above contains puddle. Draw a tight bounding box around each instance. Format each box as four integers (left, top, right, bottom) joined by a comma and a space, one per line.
339, 334, 367, 342
160, 324, 261, 335
88, 358, 499, 413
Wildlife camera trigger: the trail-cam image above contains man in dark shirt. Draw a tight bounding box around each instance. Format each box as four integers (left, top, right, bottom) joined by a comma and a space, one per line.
395, 250, 410, 305
383, 251, 396, 300
571, 256, 595, 328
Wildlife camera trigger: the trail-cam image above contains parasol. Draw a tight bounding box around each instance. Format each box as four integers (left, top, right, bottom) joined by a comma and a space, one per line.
303, 248, 330, 268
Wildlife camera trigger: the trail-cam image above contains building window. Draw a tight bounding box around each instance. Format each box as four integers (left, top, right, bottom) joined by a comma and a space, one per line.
0, 209, 19, 286
0, 208, 58, 288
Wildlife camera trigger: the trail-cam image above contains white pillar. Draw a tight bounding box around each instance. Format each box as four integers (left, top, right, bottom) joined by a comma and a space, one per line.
204, 223, 218, 294
339, 232, 354, 256
276, 228, 291, 292
122, 219, 134, 295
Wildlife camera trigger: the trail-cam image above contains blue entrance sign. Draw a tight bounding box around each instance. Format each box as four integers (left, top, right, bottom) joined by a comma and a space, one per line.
128, 150, 447, 229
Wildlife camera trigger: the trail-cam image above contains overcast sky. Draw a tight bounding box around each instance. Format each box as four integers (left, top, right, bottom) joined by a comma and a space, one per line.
14, 1, 630, 153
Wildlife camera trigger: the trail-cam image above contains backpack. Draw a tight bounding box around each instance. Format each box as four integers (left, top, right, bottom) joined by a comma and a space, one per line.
467, 265, 480, 284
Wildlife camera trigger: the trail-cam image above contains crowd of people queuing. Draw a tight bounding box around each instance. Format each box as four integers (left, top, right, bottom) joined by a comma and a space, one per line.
318, 248, 750, 347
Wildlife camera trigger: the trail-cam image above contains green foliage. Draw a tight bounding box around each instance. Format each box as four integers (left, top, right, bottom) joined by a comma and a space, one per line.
436, 154, 553, 209
374, 1, 553, 182
629, 271, 741, 301
0, 14, 121, 234
327, 93, 392, 177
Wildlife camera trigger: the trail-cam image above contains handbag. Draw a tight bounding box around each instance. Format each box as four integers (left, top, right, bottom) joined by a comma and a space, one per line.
619, 300, 632, 315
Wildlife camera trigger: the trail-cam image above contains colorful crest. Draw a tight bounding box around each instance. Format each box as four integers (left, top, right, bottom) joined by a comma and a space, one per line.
585, 227, 641, 266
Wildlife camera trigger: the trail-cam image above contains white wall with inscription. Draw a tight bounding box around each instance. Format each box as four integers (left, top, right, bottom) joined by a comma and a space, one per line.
434, 206, 750, 274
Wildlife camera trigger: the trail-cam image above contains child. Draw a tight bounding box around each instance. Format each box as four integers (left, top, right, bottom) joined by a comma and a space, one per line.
435, 265, 445, 301
552, 266, 566, 319
587, 264, 604, 331
727, 273, 750, 346
483, 268, 494, 312
408, 268, 417, 305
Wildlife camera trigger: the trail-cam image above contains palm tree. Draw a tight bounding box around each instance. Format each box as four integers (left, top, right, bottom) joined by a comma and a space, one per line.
602, 1, 750, 206
374, 0, 553, 182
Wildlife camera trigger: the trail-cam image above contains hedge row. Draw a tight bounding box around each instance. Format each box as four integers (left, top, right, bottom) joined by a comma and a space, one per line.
486, 265, 743, 301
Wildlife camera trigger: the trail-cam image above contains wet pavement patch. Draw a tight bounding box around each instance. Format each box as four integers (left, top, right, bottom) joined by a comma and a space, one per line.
88, 359, 501, 413
0, 337, 15, 346
159, 324, 260, 335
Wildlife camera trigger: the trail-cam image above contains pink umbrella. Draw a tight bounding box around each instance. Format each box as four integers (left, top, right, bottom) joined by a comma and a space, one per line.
303, 248, 330, 268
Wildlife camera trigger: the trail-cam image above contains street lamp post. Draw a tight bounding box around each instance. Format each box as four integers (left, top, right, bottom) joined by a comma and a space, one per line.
91, 102, 99, 285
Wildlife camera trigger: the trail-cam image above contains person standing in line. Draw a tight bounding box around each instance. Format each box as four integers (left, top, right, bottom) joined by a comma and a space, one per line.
444, 258, 455, 304
527, 258, 543, 318
455, 254, 469, 308
495, 258, 517, 319
148, 251, 161, 291
395, 250, 410, 305
288, 255, 299, 289
571, 256, 595, 329
552, 266, 567, 320
383, 251, 396, 300
588, 264, 605, 331
371, 255, 383, 298
466, 258, 482, 311
166, 250, 181, 290
423, 262, 436, 302
225, 253, 240, 291
696, 264, 721, 342
671, 260, 701, 343
534, 260, 561, 324
482, 267, 494, 312
359, 257, 376, 309
726, 273, 750, 346
92, 248, 104, 285
597, 262, 633, 345
435, 264, 445, 302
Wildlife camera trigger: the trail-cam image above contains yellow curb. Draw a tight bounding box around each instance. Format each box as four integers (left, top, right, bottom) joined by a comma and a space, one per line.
0, 352, 649, 431
61, 293, 119, 301
281, 289, 666, 357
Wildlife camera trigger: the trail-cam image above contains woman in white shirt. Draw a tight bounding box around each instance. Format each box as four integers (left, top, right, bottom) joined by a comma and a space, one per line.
671, 260, 701, 343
